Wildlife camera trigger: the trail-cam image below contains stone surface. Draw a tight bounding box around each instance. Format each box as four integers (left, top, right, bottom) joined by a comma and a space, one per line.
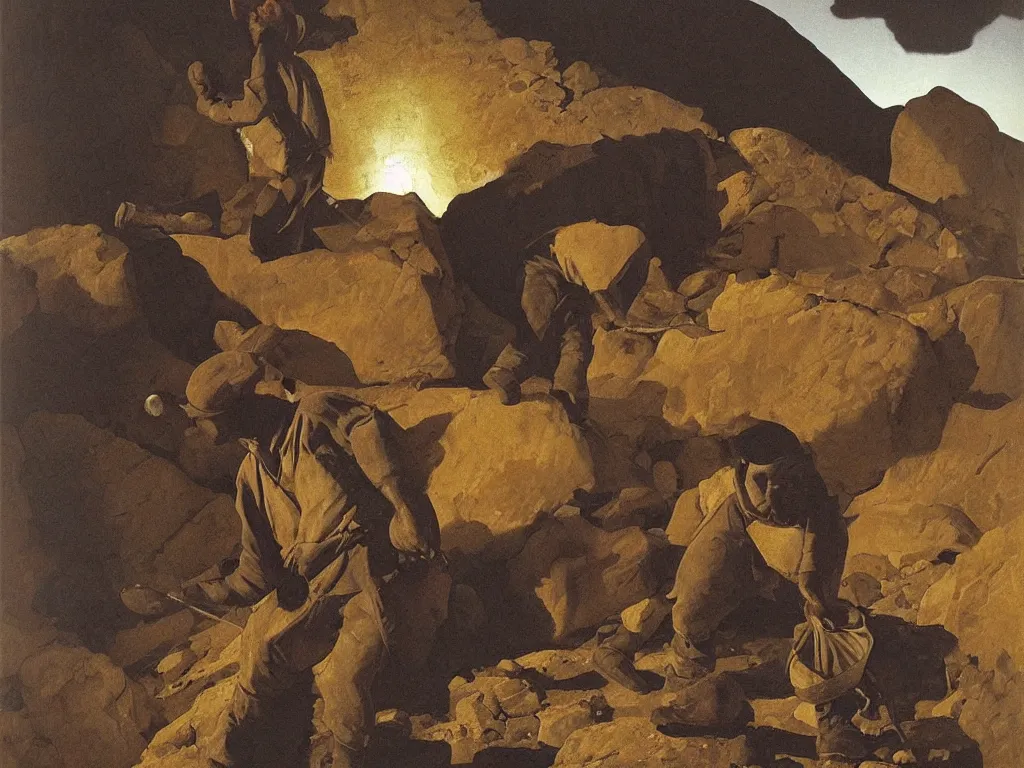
919, 513, 1024, 671
846, 503, 982, 570
426, 394, 595, 556
109, 611, 196, 670
845, 398, 1024, 534
889, 87, 1024, 276
18, 644, 157, 768
537, 700, 598, 749
642, 274, 949, 494
506, 516, 659, 643
0, 225, 138, 332
16, 412, 237, 644
929, 277, 1024, 403
553, 717, 753, 767
174, 192, 461, 384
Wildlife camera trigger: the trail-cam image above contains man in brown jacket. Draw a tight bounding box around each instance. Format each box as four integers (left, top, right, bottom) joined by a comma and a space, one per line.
180, 351, 440, 767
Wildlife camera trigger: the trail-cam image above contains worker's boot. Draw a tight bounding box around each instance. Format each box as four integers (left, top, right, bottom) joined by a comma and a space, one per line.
815, 695, 870, 762
662, 632, 716, 692
115, 201, 214, 235
483, 365, 522, 406
592, 625, 650, 693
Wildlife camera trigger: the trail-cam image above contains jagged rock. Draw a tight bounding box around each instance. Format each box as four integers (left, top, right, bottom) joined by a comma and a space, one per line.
839, 571, 884, 608
561, 61, 599, 96
845, 398, 1024, 534
506, 515, 659, 643
872, 562, 951, 622
454, 691, 503, 739
588, 486, 667, 532
109, 611, 196, 670
565, 86, 717, 141
928, 277, 1024, 403
174, 193, 461, 384
137, 678, 235, 767
553, 717, 754, 767
0, 225, 138, 332
889, 87, 1024, 276
17, 412, 237, 644
588, 328, 657, 399
426, 395, 595, 556
847, 503, 982, 570
919, 513, 1024, 671
793, 263, 945, 315
18, 644, 157, 768
956, 662, 1024, 768
642, 274, 949, 495
537, 699, 599, 749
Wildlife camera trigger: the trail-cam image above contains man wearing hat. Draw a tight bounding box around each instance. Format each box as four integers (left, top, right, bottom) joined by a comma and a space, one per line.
178, 351, 439, 768
591, 421, 869, 761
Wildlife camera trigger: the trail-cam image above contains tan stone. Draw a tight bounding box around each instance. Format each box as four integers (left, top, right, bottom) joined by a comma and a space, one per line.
934, 277, 1024, 401
561, 61, 599, 96
174, 193, 461, 384
553, 717, 753, 767
426, 394, 595, 556
845, 399, 1024, 533
0, 225, 137, 332
109, 611, 196, 669
537, 701, 597, 749
846, 503, 982, 570
642, 275, 949, 494
507, 516, 659, 643
18, 644, 156, 768
919, 513, 1024, 670
889, 87, 1024, 275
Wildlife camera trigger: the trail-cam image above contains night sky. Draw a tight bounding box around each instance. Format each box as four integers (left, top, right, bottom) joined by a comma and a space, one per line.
751, 1, 1024, 140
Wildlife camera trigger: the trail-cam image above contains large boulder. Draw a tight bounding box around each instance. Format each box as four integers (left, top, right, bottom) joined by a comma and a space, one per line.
506, 515, 660, 643
0, 225, 138, 333
641, 274, 950, 495
846, 398, 1024, 535
16, 644, 157, 768
425, 394, 596, 556
926, 277, 1024, 403
919, 513, 1024, 671
889, 87, 1024, 277
722, 128, 963, 281
17, 412, 237, 645
174, 193, 461, 384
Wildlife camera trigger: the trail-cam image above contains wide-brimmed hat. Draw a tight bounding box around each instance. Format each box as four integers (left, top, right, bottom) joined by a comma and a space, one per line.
184, 351, 265, 419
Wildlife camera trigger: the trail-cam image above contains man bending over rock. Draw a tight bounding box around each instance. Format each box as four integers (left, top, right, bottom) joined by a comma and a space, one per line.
482, 220, 648, 423
593, 421, 870, 762
179, 351, 440, 767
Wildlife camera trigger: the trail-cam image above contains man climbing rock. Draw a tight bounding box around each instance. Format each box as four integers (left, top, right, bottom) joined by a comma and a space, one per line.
115, 2, 332, 260
482, 221, 648, 423
592, 421, 871, 762
178, 351, 440, 768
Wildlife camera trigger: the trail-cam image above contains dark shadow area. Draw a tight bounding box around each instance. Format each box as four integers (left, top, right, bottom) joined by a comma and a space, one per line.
126, 236, 258, 364
832, 0, 1024, 54
440, 129, 716, 318
470, 746, 560, 767
478, 0, 901, 184
745, 726, 818, 761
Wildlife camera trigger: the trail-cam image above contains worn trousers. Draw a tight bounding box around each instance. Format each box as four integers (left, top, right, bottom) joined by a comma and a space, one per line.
211, 568, 391, 766
492, 255, 593, 400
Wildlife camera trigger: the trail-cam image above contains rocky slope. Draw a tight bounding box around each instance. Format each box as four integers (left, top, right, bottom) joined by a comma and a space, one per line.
2, 2, 1023, 768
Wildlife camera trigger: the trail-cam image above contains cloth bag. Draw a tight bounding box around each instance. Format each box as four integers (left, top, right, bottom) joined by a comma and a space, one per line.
788, 606, 873, 705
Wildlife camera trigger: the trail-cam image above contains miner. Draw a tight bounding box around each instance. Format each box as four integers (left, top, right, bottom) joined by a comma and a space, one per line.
115, 2, 331, 260
482, 221, 647, 423
592, 421, 870, 762
178, 351, 440, 768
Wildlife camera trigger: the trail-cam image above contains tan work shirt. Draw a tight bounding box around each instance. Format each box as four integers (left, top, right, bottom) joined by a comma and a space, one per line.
223, 391, 397, 604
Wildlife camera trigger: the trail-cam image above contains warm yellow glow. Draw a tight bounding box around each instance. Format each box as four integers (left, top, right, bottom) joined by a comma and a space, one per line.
381, 154, 415, 196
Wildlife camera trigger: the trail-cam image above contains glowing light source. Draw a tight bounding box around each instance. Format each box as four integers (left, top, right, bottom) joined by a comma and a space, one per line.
380, 154, 414, 195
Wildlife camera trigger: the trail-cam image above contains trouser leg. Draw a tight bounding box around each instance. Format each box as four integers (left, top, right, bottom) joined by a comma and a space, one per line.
487, 255, 568, 403
668, 500, 756, 679
313, 589, 390, 767
209, 592, 346, 766
552, 306, 593, 418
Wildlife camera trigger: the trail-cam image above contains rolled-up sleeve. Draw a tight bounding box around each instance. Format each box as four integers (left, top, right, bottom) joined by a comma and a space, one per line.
200, 45, 271, 127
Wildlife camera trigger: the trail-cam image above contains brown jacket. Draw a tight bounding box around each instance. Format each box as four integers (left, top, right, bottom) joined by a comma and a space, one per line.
221, 391, 398, 605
